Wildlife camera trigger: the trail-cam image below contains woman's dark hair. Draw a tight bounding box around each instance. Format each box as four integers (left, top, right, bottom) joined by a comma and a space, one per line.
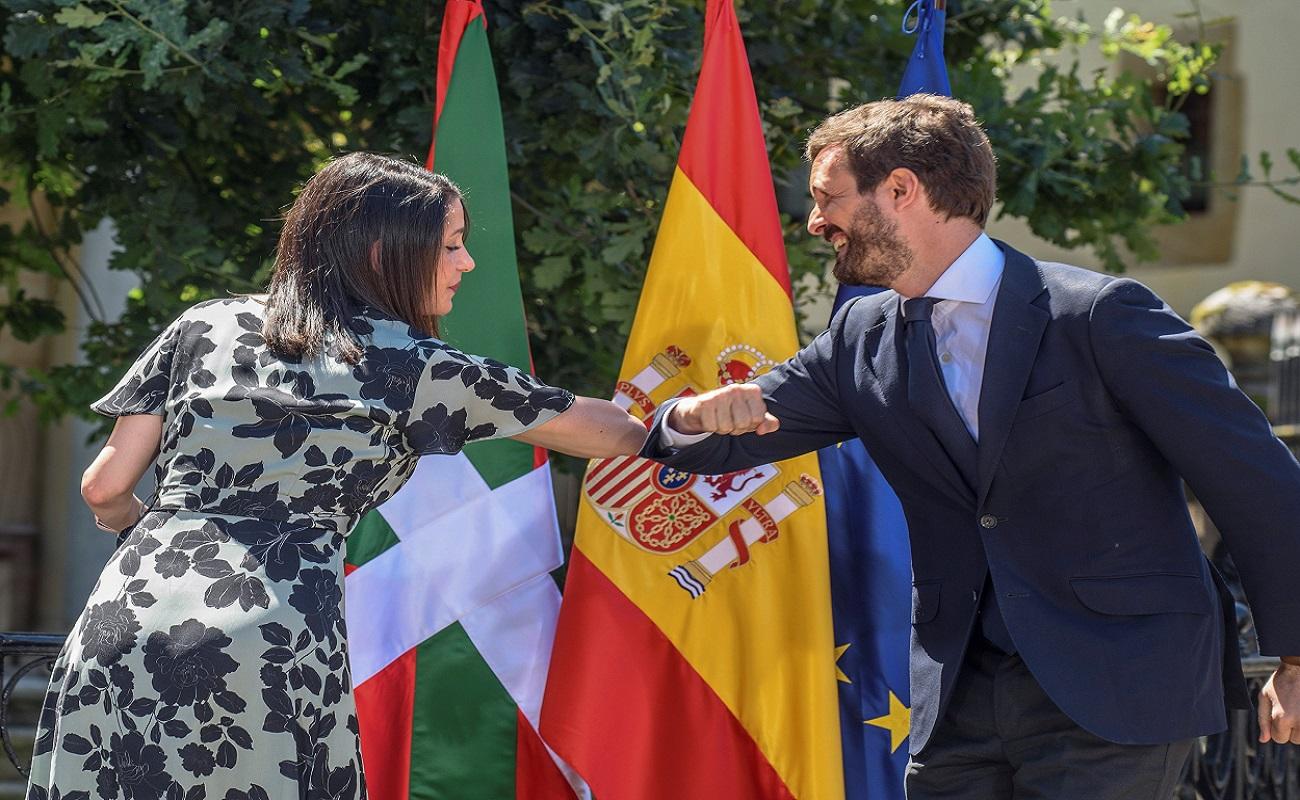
263, 152, 466, 364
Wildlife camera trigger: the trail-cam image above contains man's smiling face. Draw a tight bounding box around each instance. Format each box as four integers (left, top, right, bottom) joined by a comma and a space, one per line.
806, 145, 913, 288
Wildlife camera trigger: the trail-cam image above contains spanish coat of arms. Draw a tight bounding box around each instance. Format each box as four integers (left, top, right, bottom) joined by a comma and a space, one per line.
584, 345, 822, 598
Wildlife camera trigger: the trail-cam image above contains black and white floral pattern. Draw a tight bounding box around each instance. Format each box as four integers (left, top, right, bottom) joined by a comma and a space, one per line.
27, 297, 573, 800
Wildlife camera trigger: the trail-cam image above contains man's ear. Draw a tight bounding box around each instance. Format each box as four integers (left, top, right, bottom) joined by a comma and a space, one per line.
884, 167, 924, 211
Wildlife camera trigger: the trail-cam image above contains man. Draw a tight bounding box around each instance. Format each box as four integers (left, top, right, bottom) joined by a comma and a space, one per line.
643, 94, 1300, 798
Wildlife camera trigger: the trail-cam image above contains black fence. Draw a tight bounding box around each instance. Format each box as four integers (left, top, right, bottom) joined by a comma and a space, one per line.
1182, 656, 1300, 799
2, 632, 1298, 797
0, 632, 62, 783
1271, 307, 1300, 430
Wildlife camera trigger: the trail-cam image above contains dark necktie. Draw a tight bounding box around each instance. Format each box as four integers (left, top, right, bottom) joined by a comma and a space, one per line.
901, 297, 1015, 654
902, 297, 977, 484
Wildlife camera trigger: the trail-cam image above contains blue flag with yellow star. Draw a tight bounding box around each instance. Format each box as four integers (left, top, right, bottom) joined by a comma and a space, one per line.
897, 0, 951, 98
820, 441, 910, 797
820, 1, 949, 796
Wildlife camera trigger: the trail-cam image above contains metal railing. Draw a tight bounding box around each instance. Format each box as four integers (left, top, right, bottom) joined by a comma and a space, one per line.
1178, 656, 1300, 799
0, 633, 63, 782
1270, 307, 1300, 429
2, 632, 1298, 796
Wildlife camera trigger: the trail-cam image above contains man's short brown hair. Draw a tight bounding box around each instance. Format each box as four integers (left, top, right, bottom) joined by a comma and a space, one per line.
805, 94, 997, 227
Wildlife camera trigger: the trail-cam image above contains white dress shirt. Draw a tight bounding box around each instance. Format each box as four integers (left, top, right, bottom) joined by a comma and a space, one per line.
661, 233, 1005, 445
905, 233, 1004, 441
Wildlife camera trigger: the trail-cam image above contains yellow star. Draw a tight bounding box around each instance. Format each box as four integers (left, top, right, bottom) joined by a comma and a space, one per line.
865, 691, 910, 753
834, 644, 852, 683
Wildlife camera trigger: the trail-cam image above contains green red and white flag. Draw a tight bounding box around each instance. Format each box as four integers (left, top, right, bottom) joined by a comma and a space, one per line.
343, 2, 580, 797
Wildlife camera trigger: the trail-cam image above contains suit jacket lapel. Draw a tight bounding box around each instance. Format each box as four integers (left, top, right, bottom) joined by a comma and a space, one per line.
868, 300, 977, 508
976, 243, 1049, 506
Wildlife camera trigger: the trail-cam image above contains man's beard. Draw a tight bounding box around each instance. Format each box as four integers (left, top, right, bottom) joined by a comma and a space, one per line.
829, 199, 913, 288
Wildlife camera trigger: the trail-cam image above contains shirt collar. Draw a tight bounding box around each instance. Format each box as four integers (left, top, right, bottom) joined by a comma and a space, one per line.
915, 233, 1004, 306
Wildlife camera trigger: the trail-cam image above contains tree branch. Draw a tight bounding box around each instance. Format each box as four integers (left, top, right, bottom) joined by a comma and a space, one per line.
25, 193, 106, 323
105, 0, 212, 75
509, 190, 589, 242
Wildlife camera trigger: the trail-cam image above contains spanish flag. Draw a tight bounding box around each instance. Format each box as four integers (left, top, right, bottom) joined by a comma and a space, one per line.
541, 1, 843, 797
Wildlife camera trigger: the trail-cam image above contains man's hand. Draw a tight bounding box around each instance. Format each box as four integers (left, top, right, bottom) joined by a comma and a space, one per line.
1258, 657, 1300, 744
667, 383, 780, 437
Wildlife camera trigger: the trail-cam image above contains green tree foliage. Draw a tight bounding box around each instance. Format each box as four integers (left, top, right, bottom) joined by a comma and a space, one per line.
0, 0, 1274, 419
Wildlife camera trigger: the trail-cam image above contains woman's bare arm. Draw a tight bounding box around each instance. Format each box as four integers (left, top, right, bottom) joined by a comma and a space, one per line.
81, 414, 163, 532
512, 396, 646, 458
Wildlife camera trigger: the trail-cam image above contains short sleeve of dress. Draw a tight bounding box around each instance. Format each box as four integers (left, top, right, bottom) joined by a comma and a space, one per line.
405, 344, 575, 456
90, 321, 179, 418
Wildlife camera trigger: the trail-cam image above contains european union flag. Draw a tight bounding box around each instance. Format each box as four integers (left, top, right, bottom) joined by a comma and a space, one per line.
897, 0, 951, 98
821, 2, 949, 796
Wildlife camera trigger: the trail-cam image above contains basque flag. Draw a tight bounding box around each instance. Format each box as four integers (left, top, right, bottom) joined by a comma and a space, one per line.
345, 3, 581, 798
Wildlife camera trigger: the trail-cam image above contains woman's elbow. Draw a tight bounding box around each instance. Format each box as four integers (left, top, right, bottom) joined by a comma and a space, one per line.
81, 467, 127, 508
580, 401, 648, 458
622, 419, 650, 456
597, 414, 649, 459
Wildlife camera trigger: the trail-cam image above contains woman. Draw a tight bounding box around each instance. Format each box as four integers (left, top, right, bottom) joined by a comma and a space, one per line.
27, 153, 647, 800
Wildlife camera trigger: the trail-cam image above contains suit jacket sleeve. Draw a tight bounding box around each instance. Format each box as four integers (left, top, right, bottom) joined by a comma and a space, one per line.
639, 298, 864, 473
1091, 278, 1300, 656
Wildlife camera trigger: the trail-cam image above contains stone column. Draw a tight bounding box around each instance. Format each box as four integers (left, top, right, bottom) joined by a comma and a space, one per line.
0, 198, 54, 630
0, 288, 49, 630
37, 219, 139, 631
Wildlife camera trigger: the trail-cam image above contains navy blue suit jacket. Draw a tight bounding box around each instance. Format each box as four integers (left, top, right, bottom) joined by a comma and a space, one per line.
642, 242, 1300, 751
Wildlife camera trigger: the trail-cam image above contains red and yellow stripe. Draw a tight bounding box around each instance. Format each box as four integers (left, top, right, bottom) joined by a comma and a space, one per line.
543, 2, 842, 797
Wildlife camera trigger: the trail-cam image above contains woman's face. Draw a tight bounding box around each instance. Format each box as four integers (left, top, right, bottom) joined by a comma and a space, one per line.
433, 197, 474, 316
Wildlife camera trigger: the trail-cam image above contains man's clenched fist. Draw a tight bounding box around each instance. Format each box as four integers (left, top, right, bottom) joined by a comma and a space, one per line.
667, 383, 781, 436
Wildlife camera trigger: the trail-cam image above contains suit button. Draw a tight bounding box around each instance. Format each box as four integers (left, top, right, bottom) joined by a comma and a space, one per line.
979, 514, 998, 529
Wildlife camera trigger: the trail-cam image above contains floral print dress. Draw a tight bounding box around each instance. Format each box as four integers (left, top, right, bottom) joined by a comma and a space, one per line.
26, 297, 573, 800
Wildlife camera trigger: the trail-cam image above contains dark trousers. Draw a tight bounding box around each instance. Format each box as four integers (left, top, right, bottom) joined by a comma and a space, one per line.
906, 636, 1195, 800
